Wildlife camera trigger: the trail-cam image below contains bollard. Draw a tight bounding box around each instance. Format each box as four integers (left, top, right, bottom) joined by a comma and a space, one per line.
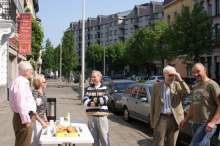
46, 98, 56, 122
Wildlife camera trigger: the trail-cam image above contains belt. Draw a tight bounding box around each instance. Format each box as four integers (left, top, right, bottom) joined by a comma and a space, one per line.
160, 113, 173, 117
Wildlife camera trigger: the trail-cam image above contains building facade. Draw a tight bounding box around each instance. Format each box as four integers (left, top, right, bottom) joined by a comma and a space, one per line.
69, 1, 164, 74
0, 0, 39, 103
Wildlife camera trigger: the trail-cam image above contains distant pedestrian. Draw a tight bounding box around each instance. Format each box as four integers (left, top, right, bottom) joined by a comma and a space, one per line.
150, 65, 190, 146
83, 70, 110, 146
31, 74, 49, 146
179, 63, 220, 146
9, 61, 36, 146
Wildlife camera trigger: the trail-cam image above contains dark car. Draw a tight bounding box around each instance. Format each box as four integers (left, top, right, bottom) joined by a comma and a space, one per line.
106, 80, 136, 114
178, 93, 220, 146
122, 83, 154, 131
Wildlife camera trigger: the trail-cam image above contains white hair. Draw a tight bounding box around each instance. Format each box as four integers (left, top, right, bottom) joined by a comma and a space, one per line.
18, 61, 32, 75
91, 70, 102, 77
163, 65, 176, 73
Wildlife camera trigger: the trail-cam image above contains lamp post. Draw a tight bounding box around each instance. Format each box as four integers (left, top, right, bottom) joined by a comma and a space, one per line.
103, 44, 105, 75
59, 39, 62, 88
80, 0, 85, 103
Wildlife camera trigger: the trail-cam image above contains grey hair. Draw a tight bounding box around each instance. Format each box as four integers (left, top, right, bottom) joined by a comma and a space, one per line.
18, 61, 32, 74
91, 70, 102, 77
163, 65, 176, 73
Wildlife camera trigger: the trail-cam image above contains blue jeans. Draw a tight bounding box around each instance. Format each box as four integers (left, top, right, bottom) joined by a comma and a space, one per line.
189, 124, 217, 146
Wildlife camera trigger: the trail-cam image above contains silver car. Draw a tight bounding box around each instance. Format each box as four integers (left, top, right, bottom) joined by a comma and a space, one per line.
121, 83, 153, 131
145, 75, 164, 84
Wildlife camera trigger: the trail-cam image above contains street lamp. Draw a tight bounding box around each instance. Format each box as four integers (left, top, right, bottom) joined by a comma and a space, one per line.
103, 44, 105, 76
59, 38, 62, 88
80, 0, 85, 103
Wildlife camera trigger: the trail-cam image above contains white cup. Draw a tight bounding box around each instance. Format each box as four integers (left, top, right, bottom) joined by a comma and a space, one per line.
47, 127, 51, 136
50, 120, 54, 127
59, 117, 64, 125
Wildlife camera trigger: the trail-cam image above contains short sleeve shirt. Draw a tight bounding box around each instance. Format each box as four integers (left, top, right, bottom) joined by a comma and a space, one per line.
192, 80, 220, 124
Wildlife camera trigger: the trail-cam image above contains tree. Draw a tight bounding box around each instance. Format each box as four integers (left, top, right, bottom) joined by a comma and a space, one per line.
25, 8, 44, 62
61, 30, 78, 83
147, 20, 169, 70
41, 39, 54, 73
165, 2, 215, 64
85, 44, 104, 71
105, 42, 126, 72
125, 28, 152, 74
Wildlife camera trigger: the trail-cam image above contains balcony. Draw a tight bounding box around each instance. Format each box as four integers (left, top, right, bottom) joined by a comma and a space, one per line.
118, 24, 125, 28
0, 0, 17, 24
118, 33, 124, 38
133, 22, 139, 26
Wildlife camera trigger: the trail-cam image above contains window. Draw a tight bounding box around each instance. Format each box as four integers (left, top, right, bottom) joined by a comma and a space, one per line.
124, 20, 128, 25
109, 39, 112, 44
217, 0, 220, 14
138, 17, 142, 22
114, 39, 117, 43
105, 23, 109, 29
125, 38, 127, 43
137, 86, 147, 100
145, 15, 150, 21
76, 45, 79, 49
85, 28, 89, 32
110, 22, 113, 27
105, 41, 109, 46
216, 24, 220, 42
131, 86, 140, 98
167, 15, 170, 26
105, 32, 109, 37
95, 34, 98, 39
131, 18, 134, 23
85, 43, 88, 48
208, 0, 212, 17
110, 31, 112, 36
154, 13, 158, 19
85, 36, 88, 40
114, 21, 118, 26
91, 35, 93, 39
100, 25, 104, 29
90, 27, 93, 31
101, 41, 103, 45
130, 28, 134, 33
124, 29, 128, 34
101, 33, 103, 38
95, 26, 99, 30
125, 86, 132, 96
114, 30, 118, 35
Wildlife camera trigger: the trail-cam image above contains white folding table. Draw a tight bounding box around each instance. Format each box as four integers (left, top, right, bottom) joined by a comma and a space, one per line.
39, 120, 94, 146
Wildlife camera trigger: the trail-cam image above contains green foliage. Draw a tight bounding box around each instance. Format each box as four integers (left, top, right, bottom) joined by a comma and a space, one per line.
30, 61, 36, 70
165, 2, 215, 64
25, 9, 44, 62
62, 30, 78, 83
85, 44, 104, 71
41, 39, 54, 72
105, 42, 126, 71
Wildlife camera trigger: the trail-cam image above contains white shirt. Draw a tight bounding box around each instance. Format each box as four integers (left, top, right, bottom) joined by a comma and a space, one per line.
161, 83, 172, 114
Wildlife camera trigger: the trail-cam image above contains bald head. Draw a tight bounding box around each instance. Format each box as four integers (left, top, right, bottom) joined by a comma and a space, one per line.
192, 63, 208, 83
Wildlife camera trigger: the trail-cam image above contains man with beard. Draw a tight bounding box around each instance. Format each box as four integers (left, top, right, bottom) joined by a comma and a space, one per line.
150, 65, 190, 146
179, 63, 220, 145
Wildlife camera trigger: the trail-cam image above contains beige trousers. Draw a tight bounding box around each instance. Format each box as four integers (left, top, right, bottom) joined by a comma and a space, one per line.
153, 115, 179, 146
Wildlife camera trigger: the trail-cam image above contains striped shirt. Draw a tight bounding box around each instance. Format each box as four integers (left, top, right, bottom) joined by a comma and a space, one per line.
83, 83, 109, 116
161, 83, 172, 114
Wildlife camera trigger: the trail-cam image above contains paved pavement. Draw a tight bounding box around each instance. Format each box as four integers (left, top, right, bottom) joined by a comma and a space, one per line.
0, 79, 153, 146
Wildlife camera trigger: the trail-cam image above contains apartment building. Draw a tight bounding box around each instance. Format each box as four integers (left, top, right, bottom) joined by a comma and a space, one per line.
69, 1, 164, 73
0, 0, 39, 102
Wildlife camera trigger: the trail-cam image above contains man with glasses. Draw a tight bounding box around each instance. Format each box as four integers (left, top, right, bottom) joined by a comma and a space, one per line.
150, 65, 190, 146
9, 61, 36, 146
179, 63, 220, 145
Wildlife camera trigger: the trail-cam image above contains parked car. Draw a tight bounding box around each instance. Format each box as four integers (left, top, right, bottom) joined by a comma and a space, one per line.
135, 76, 149, 83
145, 75, 164, 84
101, 76, 112, 83
121, 83, 154, 131
178, 94, 220, 146
106, 80, 136, 114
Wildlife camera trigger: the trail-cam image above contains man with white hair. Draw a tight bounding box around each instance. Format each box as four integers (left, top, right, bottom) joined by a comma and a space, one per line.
83, 70, 110, 146
150, 65, 190, 146
9, 61, 36, 146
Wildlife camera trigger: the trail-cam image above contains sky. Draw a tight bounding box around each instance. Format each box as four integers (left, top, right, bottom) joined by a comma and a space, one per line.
38, 0, 163, 48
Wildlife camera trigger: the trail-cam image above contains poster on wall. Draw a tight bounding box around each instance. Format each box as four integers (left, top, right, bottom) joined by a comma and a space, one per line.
18, 13, 32, 55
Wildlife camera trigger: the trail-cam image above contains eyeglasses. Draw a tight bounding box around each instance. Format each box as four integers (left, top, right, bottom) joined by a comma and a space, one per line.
42, 81, 47, 83
169, 74, 175, 77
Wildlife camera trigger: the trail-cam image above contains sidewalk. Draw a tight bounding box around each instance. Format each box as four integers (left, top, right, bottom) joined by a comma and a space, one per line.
0, 80, 153, 146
